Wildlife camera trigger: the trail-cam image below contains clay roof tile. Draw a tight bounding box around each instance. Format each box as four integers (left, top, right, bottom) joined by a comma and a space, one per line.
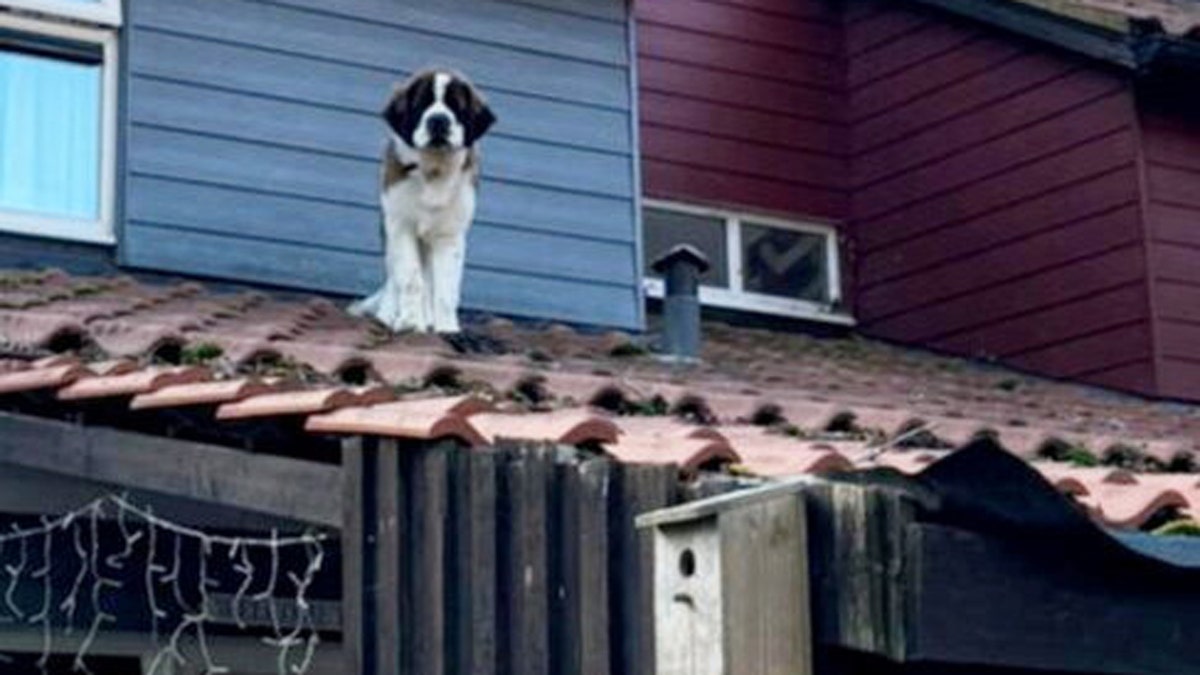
304, 396, 488, 445
472, 410, 620, 446
57, 366, 210, 401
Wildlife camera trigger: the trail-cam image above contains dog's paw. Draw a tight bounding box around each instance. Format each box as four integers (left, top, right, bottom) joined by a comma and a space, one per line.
347, 300, 372, 317
350, 286, 436, 333
432, 316, 461, 334
349, 288, 384, 318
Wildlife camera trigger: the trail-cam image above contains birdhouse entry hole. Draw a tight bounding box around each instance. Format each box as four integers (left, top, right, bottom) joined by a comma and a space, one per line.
679, 548, 696, 577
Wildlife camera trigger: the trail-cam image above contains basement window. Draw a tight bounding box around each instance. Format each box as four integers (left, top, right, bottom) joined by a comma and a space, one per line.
642, 200, 851, 325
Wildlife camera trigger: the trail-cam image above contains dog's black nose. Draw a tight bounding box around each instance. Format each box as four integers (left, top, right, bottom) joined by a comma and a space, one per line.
426, 113, 451, 138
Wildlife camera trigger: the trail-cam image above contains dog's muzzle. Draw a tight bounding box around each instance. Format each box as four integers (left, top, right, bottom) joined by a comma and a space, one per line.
426, 114, 452, 147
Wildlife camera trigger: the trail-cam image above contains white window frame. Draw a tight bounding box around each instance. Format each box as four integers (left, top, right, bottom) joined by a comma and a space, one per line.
0, 11, 120, 245
643, 199, 854, 326
2, 0, 121, 28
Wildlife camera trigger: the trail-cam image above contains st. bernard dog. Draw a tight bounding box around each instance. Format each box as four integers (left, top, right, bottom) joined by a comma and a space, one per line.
350, 68, 496, 333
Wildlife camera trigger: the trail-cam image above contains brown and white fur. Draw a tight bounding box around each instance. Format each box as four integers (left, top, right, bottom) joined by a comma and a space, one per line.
350, 69, 496, 333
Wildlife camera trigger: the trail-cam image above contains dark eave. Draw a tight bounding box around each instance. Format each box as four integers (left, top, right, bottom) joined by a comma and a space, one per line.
1142, 28, 1200, 71
901, 0, 1200, 73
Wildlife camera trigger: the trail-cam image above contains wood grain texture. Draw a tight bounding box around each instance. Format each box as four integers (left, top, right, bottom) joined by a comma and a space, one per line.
805, 483, 912, 661
611, 463, 679, 675
933, 282, 1150, 362
496, 448, 551, 675
578, 460, 613, 675
855, 130, 1138, 252
340, 438, 404, 675
0, 410, 341, 526
445, 448, 498, 675
635, 0, 848, 221
856, 166, 1139, 287
1138, 83, 1200, 400
718, 493, 811, 674
405, 444, 450, 675
848, 0, 1152, 394
653, 518, 725, 674
122, 0, 641, 329
377, 440, 406, 675
341, 437, 367, 675
637, 0, 840, 54
867, 245, 1148, 344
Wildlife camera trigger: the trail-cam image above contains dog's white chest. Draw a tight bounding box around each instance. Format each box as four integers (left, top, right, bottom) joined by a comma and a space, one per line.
383, 176, 475, 240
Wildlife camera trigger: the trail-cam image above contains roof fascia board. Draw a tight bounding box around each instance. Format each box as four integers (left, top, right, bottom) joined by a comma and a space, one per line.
900, 0, 1140, 68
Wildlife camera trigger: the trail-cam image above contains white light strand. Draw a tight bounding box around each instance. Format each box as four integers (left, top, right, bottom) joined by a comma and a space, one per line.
75, 503, 120, 675
145, 504, 165, 651
0, 494, 329, 675
231, 542, 255, 630
4, 528, 27, 621
266, 537, 324, 675
160, 528, 189, 613
253, 530, 286, 646
60, 518, 88, 632
31, 516, 53, 671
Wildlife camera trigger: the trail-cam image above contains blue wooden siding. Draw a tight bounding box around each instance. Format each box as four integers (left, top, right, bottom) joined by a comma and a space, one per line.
120, 0, 642, 329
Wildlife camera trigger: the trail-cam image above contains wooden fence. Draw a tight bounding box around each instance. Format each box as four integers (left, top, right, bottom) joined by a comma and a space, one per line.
341, 437, 711, 675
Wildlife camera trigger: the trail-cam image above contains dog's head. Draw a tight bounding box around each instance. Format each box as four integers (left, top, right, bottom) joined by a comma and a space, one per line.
383, 69, 496, 151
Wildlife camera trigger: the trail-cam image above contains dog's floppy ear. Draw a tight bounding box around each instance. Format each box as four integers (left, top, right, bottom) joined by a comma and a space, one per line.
382, 75, 430, 145
464, 88, 496, 147
382, 86, 410, 140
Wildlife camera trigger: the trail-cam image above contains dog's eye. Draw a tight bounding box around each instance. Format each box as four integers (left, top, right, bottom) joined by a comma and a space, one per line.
445, 81, 469, 114
409, 76, 435, 112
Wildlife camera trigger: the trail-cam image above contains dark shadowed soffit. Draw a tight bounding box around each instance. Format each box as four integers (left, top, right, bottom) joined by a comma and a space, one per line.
898, 0, 1200, 73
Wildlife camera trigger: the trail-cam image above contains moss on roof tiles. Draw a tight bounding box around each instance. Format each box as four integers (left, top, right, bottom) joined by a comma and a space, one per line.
1153, 519, 1200, 537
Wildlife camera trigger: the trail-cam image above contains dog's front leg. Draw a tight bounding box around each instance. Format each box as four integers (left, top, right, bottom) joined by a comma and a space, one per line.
420, 238, 436, 331
427, 233, 467, 333
371, 223, 429, 332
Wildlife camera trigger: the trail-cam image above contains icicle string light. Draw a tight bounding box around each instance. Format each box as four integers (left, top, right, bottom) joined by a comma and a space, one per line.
0, 494, 328, 675
32, 516, 53, 671
4, 528, 27, 621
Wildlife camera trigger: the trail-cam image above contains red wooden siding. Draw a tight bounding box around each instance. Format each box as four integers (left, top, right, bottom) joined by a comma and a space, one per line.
1139, 84, 1200, 400
635, 0, 848, 221
846, 1, 1156, 395
635, 0, 1200, 401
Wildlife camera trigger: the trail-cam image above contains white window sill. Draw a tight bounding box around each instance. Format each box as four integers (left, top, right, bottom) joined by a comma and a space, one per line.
0, 212, 115, 246
643, 278, 856, 327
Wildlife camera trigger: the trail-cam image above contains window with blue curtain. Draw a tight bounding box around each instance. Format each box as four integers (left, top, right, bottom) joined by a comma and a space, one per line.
0, 45, 102, 222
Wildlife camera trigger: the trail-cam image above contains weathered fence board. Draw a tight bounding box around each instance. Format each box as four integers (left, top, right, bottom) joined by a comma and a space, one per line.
612, 463, 680, 675
341, 439, 686, 675
806, 482, 914, 662
405, 443, 449, 675
579, 459, 614, 675
718, 493, 811, 674
497, 447, 552, 675
378, 440, 407, 675
446, 447, 498, 675
342, 437, 406, 675
342, 436, 366, 675
0, 411, 341, 526
550, 460, 583, 674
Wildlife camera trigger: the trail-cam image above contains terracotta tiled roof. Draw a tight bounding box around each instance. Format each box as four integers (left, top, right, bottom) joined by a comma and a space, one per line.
2, 269, 1200, 529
